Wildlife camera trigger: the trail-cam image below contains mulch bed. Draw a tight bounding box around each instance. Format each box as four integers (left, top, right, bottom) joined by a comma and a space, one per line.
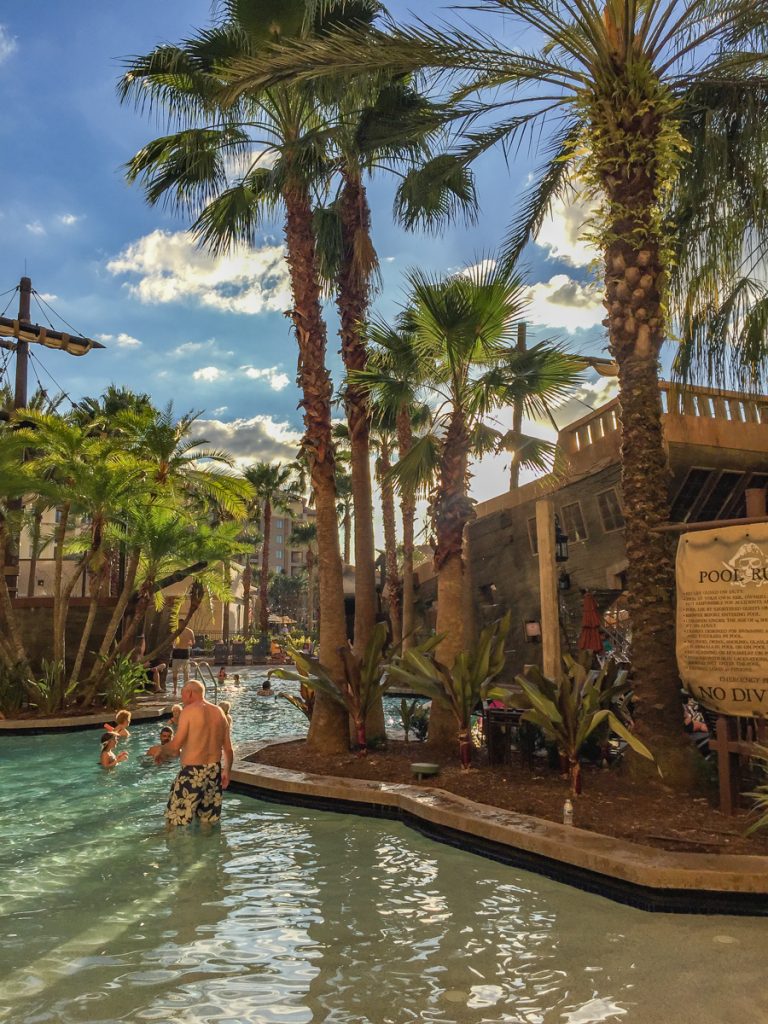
250, 739, 768, 856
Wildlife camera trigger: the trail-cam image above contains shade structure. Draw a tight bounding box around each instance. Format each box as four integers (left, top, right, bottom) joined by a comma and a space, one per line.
578, 590, 604, 653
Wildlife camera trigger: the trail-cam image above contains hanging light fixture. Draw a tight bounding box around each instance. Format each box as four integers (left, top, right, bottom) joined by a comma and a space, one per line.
555, 515, 569, 563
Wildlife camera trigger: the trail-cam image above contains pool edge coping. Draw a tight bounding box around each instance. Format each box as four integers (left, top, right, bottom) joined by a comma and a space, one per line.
0, 704, 171, 733
231, 741, 768, 916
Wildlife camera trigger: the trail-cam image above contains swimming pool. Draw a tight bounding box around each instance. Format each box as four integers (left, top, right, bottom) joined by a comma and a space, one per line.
1, 685, 767, 1022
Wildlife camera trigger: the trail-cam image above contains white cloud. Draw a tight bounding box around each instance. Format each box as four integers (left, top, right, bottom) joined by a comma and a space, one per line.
240, 364, 291, 391
193, 365, 225, 382
536, 193, 597, 268
38, 292, 57, 302
172, 339, 213, 357
107, 230, 291, 315
57, 213, 80, 226
26, 220, 45, 236
191, 414, 302, 466
97, 332, 143, 348
212, 405, 228, 415
525, 274, 603, 332
0, 26, 17, 64
573, 374, 619, 407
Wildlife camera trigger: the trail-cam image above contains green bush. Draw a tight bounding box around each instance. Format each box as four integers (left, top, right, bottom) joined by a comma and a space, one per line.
100, 654, 148, 711
0, 661, 29, 716
27, 659, 76, 716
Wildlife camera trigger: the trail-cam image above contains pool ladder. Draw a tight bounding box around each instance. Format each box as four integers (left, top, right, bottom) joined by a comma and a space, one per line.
190, 660, 219, 704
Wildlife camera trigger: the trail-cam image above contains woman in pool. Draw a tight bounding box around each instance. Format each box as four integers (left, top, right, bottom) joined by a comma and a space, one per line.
99, 732, 128, 769
258, 680, 274, 697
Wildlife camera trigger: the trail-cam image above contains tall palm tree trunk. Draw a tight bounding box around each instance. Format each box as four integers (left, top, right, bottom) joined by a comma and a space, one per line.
379, 439, 402, 646
396, 408, 416, 650
242, 553, 252, 635
603, 160, 694, 786
342, 508, 352, 565
0, 519, 30, 670
26, 506, 43, 597
430, 414, 474, 753
338, 172, 378, 655
284, 183, 349, 752
305, 548, 316, 632
259, 501, 272, 634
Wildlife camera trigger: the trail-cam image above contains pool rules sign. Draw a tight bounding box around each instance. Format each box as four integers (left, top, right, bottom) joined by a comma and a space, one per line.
676, 523, 768, 716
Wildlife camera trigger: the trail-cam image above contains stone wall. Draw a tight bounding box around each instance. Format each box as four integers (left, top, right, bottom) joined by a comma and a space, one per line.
12, 597, 117, 677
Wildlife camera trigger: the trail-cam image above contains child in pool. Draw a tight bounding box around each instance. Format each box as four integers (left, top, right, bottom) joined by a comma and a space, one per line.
217, 667, 227, 683
103, 709, 132, 737
233, 673, 240, 685
99, 732, 128, 769
219, 700, 233, 728
257, 680, 274, 697
169, 704, 182, 728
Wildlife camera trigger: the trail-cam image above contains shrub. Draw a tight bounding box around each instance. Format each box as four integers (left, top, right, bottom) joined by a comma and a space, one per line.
100, 654, 148, 711
0, 661, 29, 716
26, 659, 76, 716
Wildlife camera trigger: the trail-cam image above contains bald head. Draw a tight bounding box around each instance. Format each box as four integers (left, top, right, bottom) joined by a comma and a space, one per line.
181, 679, 205, 705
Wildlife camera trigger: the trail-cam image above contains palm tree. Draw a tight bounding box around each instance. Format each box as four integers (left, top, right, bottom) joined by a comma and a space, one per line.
364, 322, 432, 650
358, 262, 581, 752
120, 0, 356, 750
289, 520, 318, 631
335, 465, 354, 565
370, 418, 402, 646
243, 461, 303, 634
224, 0, 768, 780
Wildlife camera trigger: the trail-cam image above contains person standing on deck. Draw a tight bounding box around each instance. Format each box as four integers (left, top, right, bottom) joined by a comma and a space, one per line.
157, 680, 233, 828
170, 625, 195, 697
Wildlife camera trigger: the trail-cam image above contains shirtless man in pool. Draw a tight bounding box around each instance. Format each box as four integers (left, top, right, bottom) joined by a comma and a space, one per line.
156, 680, 233, 828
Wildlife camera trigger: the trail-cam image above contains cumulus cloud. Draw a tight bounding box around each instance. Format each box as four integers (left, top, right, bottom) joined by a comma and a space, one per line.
193, 365, 224, 382
107, 230, 291, 315
525, 274, 603, 332
97, 332, 143, 348
0, 25, 17, 64
536, 193, 597, 268
38, 292, 57, 302
26, 220, 45, 236
191, 414, 302, 466
240, 364, 291, 391
573, 374, 619, 407
57, 213, 80, 226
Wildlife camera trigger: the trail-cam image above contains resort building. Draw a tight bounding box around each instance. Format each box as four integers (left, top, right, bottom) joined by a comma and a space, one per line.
416, 382, 768, 677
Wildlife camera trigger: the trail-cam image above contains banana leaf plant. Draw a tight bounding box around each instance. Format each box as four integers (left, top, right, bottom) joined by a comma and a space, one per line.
275, 681, 315, 722
269, 621, 392, 753
387, 613, 512, 768
512, 655, 656, 795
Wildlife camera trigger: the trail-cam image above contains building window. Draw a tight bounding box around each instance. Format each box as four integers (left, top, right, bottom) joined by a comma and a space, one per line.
54, 508, 63, 524
275, 533, 283, 543
275, 548, 283, 559
560, 501, 588, 542
275, 518, 283, 528
527, 517, 538, 555
597, 488, 625, 532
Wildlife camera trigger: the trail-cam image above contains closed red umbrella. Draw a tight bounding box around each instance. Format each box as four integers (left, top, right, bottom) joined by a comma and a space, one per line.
578, 590, 604, 653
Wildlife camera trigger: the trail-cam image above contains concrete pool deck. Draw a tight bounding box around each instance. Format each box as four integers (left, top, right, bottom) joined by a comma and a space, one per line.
231, 740, 768, 916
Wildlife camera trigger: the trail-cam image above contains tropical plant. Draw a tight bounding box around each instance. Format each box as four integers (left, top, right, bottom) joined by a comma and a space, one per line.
276, 680, 316, 722
512, 656, 655, 795
357, 262, 581, 750
119, 0, 354, 751
26, 659, 76, 716
270, 620, 392, 752
387, 614, 511, 767
289, 521, 318, 630
100, 653, 150, 711
399, 697, 428, 742
243, 461, 303, 633
745, 748, 768, 836
227, 0, 768, 783
0, 661, 29, 716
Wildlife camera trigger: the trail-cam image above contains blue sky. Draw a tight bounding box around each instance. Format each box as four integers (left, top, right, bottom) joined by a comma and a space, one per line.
0, 1, 616, 502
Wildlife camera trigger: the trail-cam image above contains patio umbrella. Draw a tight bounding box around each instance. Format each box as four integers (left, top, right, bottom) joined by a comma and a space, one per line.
578, 590, 604, 653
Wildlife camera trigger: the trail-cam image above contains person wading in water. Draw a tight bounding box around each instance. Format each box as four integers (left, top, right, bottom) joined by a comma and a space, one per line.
156, 680, 233, 829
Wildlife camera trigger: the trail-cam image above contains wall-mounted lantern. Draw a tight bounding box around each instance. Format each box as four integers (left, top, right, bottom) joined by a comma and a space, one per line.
555, 515, 569, 563
558, 570, 571, 592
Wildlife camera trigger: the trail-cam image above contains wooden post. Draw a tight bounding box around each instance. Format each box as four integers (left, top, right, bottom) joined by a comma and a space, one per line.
6, 277, 32, 598
536, 497, 560, 680
713, 715, 741, 816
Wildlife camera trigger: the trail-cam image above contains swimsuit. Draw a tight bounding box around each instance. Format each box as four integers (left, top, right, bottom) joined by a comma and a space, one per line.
166, 762, 223, 826
171, 649, 191, 660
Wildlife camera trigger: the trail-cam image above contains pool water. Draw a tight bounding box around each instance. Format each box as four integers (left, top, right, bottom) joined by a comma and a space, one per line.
1, 679, 767, 1023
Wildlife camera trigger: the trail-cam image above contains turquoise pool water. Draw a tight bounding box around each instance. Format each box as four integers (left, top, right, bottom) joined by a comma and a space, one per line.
1, 680, 767, 1023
